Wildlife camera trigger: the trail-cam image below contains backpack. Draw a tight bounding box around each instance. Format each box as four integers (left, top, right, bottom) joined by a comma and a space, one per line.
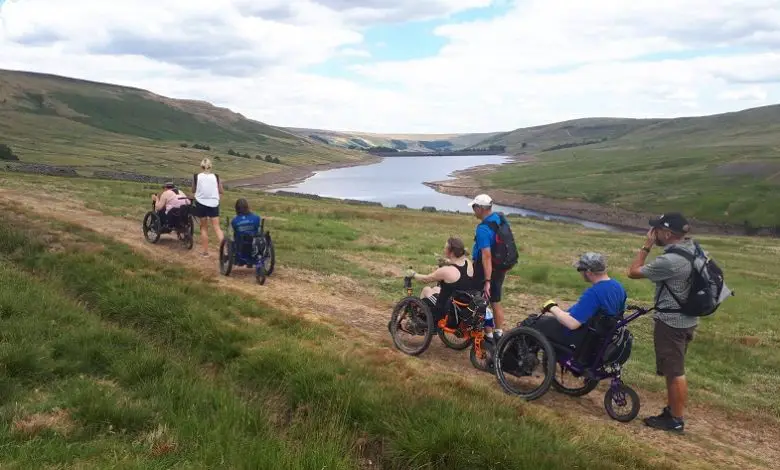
662, 241, 733, 317
480, 212, 519, 272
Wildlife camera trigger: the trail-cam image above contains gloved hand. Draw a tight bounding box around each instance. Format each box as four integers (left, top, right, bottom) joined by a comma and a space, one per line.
542, 300, 558, 313
404, 269, 416, 279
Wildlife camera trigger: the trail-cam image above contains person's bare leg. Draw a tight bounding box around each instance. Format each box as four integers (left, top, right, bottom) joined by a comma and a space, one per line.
492, 302, 505, 332
667, 375, 688, 418
210, 217, 224, 243
420, 286, 436, 298
199, 217, 209, 254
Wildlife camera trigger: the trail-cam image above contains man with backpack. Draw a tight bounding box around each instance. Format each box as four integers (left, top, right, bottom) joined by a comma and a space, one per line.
628, 212, 731, 433
469, 194, 519, 346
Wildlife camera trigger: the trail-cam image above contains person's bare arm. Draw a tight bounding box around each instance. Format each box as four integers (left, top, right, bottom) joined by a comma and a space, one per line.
547, 306, 582, 330
628, 228, 656, 279
481, 247, 493, 297
217, 174, 224, 195
414, 266, 454, 284
154, 192, 168, 211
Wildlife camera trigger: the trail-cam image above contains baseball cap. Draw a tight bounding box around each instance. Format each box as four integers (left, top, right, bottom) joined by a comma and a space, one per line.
574, 252, 607, 273
468, 194, 493, 208
163, 181, 175, 188
649, 212, 690, 234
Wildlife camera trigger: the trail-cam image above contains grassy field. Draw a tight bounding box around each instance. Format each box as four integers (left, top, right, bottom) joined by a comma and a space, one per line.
0, 69, 365, 179
2, 171, 779, 424
0, 188, 687, 469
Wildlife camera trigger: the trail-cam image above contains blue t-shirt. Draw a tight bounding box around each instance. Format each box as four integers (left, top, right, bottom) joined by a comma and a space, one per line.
473, 213, 502, 262
232, 213, 261, 236
568, 279, 627, 327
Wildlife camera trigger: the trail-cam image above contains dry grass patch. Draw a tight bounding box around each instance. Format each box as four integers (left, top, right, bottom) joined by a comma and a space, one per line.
13, 408, 76, 437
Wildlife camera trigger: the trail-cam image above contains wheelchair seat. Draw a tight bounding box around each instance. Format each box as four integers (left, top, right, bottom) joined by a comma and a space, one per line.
563, 312, 632, 368
234, 232, 266, 261
448, 290, 488, 328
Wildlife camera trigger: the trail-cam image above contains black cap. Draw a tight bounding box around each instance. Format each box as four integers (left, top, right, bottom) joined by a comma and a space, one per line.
649, 212, 690, 233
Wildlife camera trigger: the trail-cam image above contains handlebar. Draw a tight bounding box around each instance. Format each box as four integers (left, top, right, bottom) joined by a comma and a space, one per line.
625, 304, 654, 315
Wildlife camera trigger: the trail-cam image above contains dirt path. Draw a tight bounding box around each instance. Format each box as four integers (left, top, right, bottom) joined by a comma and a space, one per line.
1, 188, 777, 469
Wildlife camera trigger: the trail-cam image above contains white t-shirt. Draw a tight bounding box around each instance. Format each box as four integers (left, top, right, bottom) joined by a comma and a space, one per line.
194, 172, 220, 207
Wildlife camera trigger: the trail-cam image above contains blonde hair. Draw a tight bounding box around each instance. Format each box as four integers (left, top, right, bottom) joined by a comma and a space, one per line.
200, 158, 212, 171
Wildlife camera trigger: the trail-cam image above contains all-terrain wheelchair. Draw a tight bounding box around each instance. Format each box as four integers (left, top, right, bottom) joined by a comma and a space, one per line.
218, 217, 276, 285
388, 273, 495, 372
142, 198, 194, 250
493, 305, 651, 422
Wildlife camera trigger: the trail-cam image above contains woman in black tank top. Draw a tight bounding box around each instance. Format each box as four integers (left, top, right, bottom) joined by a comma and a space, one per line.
403, 237, 478, 323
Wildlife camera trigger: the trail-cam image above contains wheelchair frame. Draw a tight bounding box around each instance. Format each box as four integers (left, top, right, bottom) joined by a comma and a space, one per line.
218, 216, 275, 285
142, 197, 194, 250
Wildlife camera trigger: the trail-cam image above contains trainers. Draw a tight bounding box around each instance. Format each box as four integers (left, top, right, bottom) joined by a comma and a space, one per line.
643, 414, 684, 433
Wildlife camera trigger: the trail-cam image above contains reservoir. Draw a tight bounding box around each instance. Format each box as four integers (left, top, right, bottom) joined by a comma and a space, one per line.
271, 155, 616, 231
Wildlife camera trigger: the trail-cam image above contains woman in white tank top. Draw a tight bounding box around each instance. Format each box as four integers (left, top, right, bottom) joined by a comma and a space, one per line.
192, 158, 225, 256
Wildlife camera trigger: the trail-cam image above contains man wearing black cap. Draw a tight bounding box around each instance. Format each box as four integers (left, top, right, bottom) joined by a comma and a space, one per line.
628, 212, 696, 433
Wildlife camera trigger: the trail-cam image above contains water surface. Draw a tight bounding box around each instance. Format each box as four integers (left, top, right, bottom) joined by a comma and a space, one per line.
271, 155, 615, 231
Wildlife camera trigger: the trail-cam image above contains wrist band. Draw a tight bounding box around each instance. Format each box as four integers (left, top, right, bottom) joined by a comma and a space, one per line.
641, 247, 650, 253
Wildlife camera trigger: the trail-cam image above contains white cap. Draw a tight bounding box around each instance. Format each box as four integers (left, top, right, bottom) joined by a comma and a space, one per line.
468, 194, 493, 207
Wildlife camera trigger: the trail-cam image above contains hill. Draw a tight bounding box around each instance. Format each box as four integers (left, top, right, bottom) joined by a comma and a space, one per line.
465, 104, 780, 227
285, 127, 500, 153
0, 69, 364, 180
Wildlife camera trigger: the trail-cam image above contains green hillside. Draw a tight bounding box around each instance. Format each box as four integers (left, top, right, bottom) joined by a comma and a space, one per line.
471, 105, 780, 227
285, 127, 500, 152
0, 69, 364, 179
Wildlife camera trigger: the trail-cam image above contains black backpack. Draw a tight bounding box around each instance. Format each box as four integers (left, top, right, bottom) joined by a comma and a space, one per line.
479, 212, 518, 272
662, 241, 733, 317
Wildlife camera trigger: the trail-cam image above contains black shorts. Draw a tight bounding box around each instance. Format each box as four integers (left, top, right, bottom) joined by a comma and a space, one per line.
653, 320, 696, 378
474, 262, 507, 303
193, 201, 219, 218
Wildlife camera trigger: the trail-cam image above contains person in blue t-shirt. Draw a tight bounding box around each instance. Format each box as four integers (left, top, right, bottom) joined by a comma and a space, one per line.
529, 252, 627, 348
232, 198, 261, 236
469, 194, 508, 345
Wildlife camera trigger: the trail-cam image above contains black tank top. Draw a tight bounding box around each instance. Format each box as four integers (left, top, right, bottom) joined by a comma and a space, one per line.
434, 260, 478, 315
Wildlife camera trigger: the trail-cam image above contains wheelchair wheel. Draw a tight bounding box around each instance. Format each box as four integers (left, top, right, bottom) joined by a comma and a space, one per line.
178, 215, 194, 250
438, 321, 473, 350
143, 212, 161, 244
604, 384, 640, 422
256, 264, 267, 285
264, 233, 275, 275
219, 239, 233, 276
494, 326, 556, 401
470, 340, 494, 373
390, 297, 434, 356
551, 364, 600, 397
183, 214, 195, 250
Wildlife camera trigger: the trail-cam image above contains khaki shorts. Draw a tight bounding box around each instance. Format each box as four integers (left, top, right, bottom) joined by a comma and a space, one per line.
654, 320, 696, 378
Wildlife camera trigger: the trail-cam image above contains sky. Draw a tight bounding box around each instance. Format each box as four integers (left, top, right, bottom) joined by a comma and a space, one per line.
1, 0, 779, 133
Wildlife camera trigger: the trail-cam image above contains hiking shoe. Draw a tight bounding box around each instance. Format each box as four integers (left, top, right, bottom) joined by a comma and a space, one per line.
643, 414, 684, 433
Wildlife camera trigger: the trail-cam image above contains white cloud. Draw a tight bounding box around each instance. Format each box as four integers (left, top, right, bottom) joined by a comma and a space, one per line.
718, 87, 769, 102
339, 47, 372, 58
1, 0, 779, 133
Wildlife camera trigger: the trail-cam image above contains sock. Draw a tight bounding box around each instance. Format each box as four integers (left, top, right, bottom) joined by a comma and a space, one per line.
486, 332, 494, 339
495, 329, 503, 336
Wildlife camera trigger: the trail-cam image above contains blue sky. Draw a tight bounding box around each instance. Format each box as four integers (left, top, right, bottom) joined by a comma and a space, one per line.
1, 0, 779, 133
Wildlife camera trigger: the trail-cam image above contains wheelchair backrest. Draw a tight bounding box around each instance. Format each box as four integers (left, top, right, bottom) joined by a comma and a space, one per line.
450, 290, 488, 326
573, 311, 624, 367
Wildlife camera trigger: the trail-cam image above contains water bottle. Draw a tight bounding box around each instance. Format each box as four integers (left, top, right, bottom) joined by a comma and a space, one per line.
485, 306, 494, 321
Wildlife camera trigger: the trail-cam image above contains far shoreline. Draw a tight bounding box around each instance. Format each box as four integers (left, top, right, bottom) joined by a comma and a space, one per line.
226, 152, 753, 237
423, 156, 750, 236
225, 156, 381, 190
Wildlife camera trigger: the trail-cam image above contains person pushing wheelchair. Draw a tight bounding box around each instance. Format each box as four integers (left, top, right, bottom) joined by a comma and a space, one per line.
523, 253, 627, 349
